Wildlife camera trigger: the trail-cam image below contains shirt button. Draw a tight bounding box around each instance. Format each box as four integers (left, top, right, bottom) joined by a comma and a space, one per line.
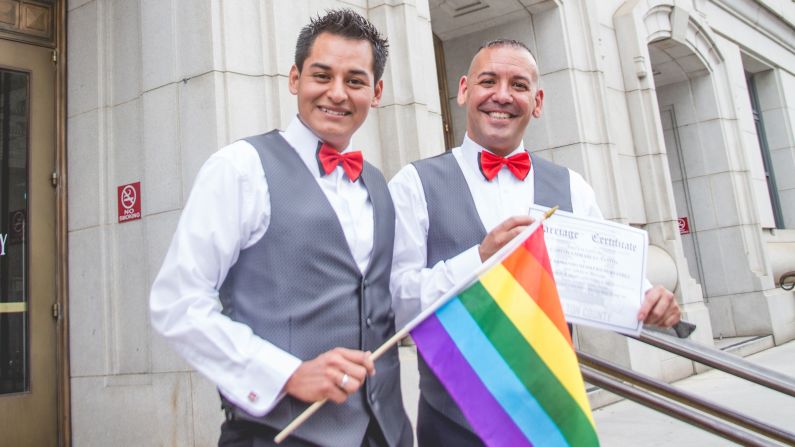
248, 391, 258, 402
366, 318, 372, 327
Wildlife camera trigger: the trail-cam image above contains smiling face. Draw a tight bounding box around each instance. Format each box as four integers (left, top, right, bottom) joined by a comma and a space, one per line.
457, 45, 544, 156
289, 32, 383, 150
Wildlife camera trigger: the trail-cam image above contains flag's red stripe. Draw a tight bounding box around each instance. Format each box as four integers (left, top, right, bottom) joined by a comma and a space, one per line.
501, 228, 571, 344
522, 228, 554, 276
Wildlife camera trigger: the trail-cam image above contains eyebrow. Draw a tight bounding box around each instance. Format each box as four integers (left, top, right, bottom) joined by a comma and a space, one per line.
309, 62, 369, 77
476, 71, 531, 83
348, 68, 369, 77
309, 62, 332, 71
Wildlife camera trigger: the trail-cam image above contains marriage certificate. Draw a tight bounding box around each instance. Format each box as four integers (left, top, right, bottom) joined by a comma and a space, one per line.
530, 205, 648, 335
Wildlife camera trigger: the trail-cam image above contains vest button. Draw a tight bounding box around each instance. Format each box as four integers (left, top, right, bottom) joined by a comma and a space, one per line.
366, 317, 373, 327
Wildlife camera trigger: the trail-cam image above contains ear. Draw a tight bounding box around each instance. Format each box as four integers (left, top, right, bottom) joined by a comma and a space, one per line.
288, 65, 300, 95
532, 88, 544, 118
371, 79, 384, 108
456, 75, 468, 106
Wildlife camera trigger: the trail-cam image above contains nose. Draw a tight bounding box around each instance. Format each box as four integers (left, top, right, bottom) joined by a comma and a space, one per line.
327, 78, 346, 103
491, 82, 513, 104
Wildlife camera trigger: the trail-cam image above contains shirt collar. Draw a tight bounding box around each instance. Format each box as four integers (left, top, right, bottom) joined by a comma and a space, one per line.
460, 133, 527, 177
281, 115, 354, 178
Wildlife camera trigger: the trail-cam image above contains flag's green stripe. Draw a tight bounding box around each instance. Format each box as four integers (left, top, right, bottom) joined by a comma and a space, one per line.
460, 282, 600, 447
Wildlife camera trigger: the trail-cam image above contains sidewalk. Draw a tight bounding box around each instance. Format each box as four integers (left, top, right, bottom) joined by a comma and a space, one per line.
592, 339, 795, 446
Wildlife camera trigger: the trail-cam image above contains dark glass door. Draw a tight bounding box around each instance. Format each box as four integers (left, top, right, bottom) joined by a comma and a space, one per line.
0, 38, 57, 446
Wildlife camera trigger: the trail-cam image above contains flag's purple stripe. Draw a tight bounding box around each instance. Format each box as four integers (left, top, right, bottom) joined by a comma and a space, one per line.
412, 308, 533, 447
436, 298, 569, 447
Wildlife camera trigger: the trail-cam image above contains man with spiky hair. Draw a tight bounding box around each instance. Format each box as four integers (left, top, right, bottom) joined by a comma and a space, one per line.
151, 9, 412, 447
390, 39, 680, 446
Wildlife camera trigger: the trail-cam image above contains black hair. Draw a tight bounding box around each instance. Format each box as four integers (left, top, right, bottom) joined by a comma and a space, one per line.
473, 39, 538, 83
477, 38, 535, 58
295, 9, 389, 82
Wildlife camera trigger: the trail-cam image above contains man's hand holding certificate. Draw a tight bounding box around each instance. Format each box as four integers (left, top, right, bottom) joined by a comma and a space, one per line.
530, 205, 653, 335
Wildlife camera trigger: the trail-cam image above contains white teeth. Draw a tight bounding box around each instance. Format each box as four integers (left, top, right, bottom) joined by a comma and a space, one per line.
488, 112, 511, 119
320, 107, 347, 116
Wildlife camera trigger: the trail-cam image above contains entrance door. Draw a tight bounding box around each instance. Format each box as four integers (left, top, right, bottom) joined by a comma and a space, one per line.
0, 38, 58, 446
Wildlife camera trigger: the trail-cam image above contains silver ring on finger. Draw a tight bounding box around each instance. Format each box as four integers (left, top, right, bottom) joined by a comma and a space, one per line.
339, 373, 350, 389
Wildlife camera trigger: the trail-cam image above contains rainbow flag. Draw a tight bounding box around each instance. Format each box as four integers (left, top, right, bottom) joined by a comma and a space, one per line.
410, 225, 599, 447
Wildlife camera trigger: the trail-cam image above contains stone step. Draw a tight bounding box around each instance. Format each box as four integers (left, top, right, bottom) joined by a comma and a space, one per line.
714, 335, 774, 357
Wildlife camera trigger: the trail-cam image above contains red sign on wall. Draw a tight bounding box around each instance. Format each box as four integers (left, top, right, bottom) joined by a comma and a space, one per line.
118, 182, 141, 223
678, 216, 690, 235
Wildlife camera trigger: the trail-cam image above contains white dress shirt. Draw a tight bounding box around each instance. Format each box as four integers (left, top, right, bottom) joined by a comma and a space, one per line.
150, 117, 374, 416
389, 135, 605, 310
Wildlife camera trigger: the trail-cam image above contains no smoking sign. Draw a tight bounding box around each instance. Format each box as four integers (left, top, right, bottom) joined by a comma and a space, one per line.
678, 216, 690, 235
117, 181, 142, 223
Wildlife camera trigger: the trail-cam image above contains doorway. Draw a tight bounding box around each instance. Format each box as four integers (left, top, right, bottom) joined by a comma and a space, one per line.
0, 37, 58, 445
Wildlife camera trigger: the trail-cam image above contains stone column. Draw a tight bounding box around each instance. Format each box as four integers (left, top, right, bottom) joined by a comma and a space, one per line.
367, 0, 445, 178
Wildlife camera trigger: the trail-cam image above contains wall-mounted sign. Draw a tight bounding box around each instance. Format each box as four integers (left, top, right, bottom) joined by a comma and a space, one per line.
678, 216, 690, 235
117, 182, 141, 223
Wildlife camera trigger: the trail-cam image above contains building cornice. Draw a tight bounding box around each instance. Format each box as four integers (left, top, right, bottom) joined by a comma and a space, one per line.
752, 0, 795, 28
710, 0, 795, 56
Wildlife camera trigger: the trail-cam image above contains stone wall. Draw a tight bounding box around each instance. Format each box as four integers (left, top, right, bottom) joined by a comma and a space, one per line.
65, 0, 795, 444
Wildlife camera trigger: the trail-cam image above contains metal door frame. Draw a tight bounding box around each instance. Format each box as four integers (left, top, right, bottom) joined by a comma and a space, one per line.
0, 0, 69, 444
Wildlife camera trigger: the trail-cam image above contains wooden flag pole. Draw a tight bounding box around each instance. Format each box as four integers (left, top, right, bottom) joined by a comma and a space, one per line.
274, 207, 558, 444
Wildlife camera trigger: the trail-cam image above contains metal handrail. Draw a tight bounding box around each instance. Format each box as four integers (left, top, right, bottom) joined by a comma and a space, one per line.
579, 351, 795, 445
581, 365, 780, 447
632, 329, 795, 398
780, 271, 795, 291
581, 321, 795, 445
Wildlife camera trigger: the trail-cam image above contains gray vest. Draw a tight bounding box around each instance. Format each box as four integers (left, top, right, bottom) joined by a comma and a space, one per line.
219, 131, 410, 447
412, 150, 572, 431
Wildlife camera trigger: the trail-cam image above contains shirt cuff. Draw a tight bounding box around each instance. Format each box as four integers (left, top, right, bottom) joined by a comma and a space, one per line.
642, 278, 653, 294
446, 245, 483, 285
219, 344, 302, 417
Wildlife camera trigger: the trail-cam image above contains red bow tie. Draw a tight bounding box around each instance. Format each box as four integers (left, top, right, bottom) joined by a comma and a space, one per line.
478, 150, 531, 181
317, 143, 364, 182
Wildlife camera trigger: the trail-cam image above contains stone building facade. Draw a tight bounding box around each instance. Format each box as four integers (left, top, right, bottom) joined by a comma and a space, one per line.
2, 0, 793, 444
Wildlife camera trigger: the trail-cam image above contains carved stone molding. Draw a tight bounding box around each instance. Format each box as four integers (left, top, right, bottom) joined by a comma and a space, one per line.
0, 0, 54, 47
615, 1, 724, 91
438, 0, 491, 17
644, 4, 722, 72
429, 0, 562, 40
